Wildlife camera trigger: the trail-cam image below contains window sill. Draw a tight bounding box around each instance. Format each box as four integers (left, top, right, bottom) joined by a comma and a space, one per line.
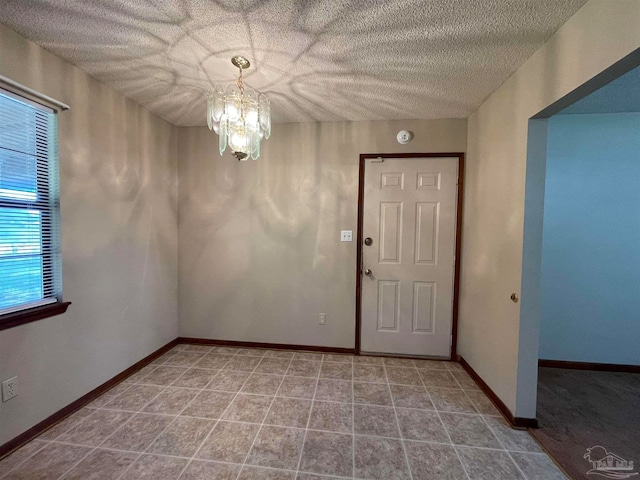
0, 301, 71, 332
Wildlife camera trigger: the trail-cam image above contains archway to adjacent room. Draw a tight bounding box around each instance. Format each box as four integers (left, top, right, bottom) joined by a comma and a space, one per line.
519, 48, 640, 479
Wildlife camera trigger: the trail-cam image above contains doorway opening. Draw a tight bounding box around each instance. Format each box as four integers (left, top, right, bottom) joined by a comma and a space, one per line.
521, 50, 640, 478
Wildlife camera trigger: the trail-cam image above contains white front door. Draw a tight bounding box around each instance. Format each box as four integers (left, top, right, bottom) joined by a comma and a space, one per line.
360, 156, 459, 357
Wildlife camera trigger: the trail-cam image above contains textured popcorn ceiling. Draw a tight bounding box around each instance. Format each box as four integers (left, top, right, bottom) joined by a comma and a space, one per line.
0, 0, 587, 126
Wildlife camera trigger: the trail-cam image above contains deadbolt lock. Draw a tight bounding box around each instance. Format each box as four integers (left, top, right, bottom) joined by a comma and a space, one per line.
364, 237, 373, 246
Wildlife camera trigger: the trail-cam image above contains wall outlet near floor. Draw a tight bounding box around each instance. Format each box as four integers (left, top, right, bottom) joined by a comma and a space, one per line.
319, 313, 326, 325
2, 376, 18, 402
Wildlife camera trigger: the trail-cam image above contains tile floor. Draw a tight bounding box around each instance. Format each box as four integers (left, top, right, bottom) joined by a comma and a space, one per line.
0, 344, 568, 480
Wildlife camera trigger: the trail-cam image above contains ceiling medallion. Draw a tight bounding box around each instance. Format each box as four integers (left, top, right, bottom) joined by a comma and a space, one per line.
207, 56, 271, 161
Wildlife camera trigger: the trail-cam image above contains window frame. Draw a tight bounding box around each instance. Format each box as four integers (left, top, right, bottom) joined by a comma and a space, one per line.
0, 85, 70, 331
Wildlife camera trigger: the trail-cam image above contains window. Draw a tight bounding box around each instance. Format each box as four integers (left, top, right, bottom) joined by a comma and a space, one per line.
0, 87, 68, 329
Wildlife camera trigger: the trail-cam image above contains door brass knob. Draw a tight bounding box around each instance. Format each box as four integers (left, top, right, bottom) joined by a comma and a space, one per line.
364, 268, 372, 276
364, 237, 373, 246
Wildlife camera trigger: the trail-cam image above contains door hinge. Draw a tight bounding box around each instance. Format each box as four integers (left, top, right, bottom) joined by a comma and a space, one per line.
450, 334, 453, 346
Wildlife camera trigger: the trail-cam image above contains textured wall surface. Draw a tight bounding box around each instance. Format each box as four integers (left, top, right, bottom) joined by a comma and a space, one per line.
178, 119, 467, 347
0, 0, 586, 125
540, 113, 640, 365
0, 24, 178, 446
459, 0, 640, 418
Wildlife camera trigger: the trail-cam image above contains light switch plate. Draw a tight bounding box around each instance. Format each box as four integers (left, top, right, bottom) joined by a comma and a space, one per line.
341, 230, 353, 242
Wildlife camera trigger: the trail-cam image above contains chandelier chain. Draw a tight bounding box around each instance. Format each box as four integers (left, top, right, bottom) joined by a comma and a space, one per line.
237, 66, 244, 94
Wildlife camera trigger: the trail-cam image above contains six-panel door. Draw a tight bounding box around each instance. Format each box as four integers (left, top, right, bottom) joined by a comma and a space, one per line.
360, 157, 458, 357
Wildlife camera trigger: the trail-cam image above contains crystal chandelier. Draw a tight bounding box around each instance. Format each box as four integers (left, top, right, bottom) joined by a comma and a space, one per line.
207, 56, 271, 161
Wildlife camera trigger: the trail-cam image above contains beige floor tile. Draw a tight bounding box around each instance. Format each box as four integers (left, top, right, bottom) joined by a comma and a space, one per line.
101, 413, 174, 452
241, 374, 284, 396
85, 383, 131, 408
465, 390, 500, 415
390, 384, 435, 410
483, 416, 542, 452
38, 408, 95, 440
322, 354, 353, 364
196, 421, 260, 463
181, 390, 235, 419
292, 352, 323, 362
352, 355, 383, 365
138, 366, 187, 386
429, 388, 478, 414
276, 377, 316, 399
264, 350, 295, 359
172, 368, 217, 389
179, 460, 240, 480
308, 401, 352, 433
195, 354, 235, 370
147, 416, 214, 457
299, 430, 353, 477
413, 359, 449, 370
353, 404, 400, 438
2, 443, 91, 480
235, 348, 267, 357
246, 426, 305, 470
386, 367, 423, 386
319, 363, 352, 380
180, 344, 214, 353
265, 397, 312, 428
451, 371, 480, 390
383, 357, 416, 368
510, 452, 569, 479
61, 448, 137, 480
353, 365, 387, 383
57, 409, 132, 446
314, 379, 351, 403
440, 413, 502, 448
255, 358, 292, 375
404, 441, 467, 480
119, 454, 187, 480
419, 370, 459, 388
102, 384, 164, 411
353, 382, 392, 406
206, 371, 251, 392
396, 408, 449, 443
456, 446, 525, 480
238, 466, 295, 479
0, 440, 48, 477
222, 394, 273, 423
354, 436, 410, 480
286, 361, 320, 378
142, 386, 199, 414
223, 356, 262, 372
3, 347, 568, 480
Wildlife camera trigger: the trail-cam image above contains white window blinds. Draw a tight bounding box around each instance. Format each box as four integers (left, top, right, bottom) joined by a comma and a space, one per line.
0, 88, 62, 315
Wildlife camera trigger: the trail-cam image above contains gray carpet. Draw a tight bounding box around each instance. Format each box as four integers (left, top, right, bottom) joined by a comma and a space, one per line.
531, 367, 640, 480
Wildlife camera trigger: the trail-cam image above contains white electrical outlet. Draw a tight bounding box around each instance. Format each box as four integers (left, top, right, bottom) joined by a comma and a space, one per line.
340, 230, 352, 242
2, 376, 18, 402
319, 313, 326, 325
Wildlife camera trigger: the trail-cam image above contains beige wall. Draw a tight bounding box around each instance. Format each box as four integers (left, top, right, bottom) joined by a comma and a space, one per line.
178, 119, 467, 347
0, 24, 178, 445
459, 0, 640, 418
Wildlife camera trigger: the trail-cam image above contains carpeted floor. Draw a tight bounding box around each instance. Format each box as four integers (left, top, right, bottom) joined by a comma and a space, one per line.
531, 367, 640, 480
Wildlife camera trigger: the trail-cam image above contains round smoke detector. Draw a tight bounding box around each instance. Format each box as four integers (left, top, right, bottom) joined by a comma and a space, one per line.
397, 130, 413, 144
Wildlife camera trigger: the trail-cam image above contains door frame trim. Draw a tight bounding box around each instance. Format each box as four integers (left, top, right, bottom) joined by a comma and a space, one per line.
355, 152, 465, 360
